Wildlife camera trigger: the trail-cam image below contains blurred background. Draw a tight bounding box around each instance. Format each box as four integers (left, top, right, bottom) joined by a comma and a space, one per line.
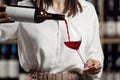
0, 0, 120, 80
88, 0, 120, 80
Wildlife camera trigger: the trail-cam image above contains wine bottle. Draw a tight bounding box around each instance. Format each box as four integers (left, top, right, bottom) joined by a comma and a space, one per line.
105, 15, 116, 38
112, 44, 118, 71
105, 44, 114, 80
0, 44, 9, 80
103, 43, 113, 71
104, 0, 116, 21
8, 44, 19, 80
104, 0, 115, 21
5, 5, 65, 23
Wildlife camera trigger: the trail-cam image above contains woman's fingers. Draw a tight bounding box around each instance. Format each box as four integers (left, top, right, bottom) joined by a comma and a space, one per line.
80, 67, 95, 75
0, 4, 7, 18
86, 59, 102, 70
0, 17, 14, 23
80, 59, 102, 75
0, 4, 6, 12
80, 66, 102, 75
0, 4, 7, 8
91, 68, 102, 74
0, 12, 7, 16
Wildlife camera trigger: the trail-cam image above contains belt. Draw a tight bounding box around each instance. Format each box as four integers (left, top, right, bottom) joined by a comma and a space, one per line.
27, 70, 83, 80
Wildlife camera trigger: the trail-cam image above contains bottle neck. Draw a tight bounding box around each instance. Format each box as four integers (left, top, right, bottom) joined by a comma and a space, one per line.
34, 8, 65, 23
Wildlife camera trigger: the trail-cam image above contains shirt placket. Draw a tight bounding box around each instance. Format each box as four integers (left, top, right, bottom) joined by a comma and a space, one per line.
51, 21, 63, 72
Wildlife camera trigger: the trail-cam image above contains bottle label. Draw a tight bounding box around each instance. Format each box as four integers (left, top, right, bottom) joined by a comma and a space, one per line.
6, 6, 35, 22
8, 60, 19, 78
0, 60, 8, 78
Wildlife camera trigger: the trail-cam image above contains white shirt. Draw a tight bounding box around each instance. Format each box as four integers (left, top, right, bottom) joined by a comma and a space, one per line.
0, 0, 104, 80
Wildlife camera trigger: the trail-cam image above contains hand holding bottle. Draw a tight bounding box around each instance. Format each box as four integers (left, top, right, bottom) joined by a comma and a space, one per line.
0, 4, 13, 23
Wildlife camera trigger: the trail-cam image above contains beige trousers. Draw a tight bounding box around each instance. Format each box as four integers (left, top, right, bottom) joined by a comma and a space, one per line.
26, 71, 83, 80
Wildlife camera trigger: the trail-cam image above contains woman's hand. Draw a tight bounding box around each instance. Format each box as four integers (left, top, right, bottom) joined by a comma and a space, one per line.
0, 4, 13, 23
80, 59, 102, 75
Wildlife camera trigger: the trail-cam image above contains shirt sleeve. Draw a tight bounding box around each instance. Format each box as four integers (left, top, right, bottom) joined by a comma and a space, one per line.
85, 4, 104, 80
0, 22, 19, 42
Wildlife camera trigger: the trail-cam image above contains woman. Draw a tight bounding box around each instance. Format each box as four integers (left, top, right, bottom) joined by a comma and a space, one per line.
0, 0, 104, 80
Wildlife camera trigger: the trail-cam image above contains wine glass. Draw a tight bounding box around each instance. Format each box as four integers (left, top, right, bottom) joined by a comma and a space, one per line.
62, 18, 89, 72
62, 17, 86, 64
63, 18, 82, 50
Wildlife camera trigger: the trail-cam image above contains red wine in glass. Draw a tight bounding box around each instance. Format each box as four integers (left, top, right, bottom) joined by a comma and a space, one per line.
64, 41, 81, 50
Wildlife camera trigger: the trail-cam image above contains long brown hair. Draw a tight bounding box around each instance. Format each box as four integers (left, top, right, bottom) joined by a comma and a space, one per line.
36, 0, 83, 17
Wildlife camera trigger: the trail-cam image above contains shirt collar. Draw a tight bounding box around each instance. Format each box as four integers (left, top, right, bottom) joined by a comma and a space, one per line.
78, 0, 87, 7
